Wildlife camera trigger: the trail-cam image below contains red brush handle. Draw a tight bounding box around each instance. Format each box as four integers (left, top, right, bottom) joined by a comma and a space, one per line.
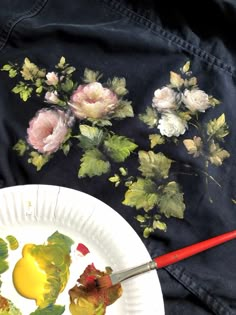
154, 230, 236, 269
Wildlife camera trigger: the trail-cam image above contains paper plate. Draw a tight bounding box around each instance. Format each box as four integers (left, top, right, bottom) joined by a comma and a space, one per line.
0, 184, 164, 314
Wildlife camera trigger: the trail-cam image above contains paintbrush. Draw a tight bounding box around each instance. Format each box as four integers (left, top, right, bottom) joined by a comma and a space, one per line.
96, 230, 236, 289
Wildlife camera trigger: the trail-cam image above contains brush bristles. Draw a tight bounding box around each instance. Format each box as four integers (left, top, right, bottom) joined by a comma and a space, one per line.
96, 274, 113, 289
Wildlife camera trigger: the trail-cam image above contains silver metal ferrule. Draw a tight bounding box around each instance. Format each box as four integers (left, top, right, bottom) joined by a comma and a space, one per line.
110, 260, 156, 285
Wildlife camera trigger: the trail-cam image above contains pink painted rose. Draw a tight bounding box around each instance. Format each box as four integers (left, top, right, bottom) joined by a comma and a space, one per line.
45, 91, 60, 104
69, 82, 118, 119
45, 72, 59, 86
27, 109, 69, 154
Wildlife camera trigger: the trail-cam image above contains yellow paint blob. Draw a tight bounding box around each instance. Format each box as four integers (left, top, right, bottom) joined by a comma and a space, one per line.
13, 244, 47, 306
12, 231, 74, 309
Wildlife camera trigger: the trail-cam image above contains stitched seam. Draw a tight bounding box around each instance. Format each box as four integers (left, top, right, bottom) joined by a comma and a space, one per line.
101, 0, 236, 78
165, 265, 233, 315
0, 0, 48, 52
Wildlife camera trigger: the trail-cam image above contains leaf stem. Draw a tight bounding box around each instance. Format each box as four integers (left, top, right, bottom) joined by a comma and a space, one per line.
188, 122, 199, 129
200, 169, 221, 188
171, 171, 198, 177
205, 171, 213, 203
183, 163, 221, 188
207, 134, 214, 142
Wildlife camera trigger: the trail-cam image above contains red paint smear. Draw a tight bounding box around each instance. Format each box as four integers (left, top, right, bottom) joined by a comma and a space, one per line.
76, 243, 90, 256
0, 295, 9, 311
69, 263, 123, 310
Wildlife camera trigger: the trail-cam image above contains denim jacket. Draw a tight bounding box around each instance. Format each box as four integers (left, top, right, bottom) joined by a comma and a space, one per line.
0, 1, 236, 314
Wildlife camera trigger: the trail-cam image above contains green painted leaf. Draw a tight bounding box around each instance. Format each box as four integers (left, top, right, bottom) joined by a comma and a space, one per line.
149, 134, 165, 148
178, 111, 192, 122
1, 64, 12, 71
64, 66, 76, 75
21, 57, 45, 81
77, 125, 104, 150
182, 61, 190, 73
138, 151, 172, 179
153, 220, 167, 231
109, 174, 120, 185
183, 136, 203, 158
1, 64, 18, 77
170, 71, 184, 88
112, 100, 134, 119
119, 167, 127, 176
28, 152, 51, 171
88, 118, 113, 127
78, 148, 110, 178
159, 181, 185, 219
104, 135, 137, 162
21, 89, 33, 101
139, 106, 158, 128
57, 56, 66, 69
108, 77, 128, 96
35, 78, 42, 87
9, 68, 17, 78
207, 114, 229, 140
13, 139, 29, 156
208, 95, 220, 106
184, 76, 197, 87
143, 227, 154, 238
61, 143, 71, 155
36, 86, 43, 94
208, 140, 230, 166
30, 305, 65, 315
123, 177, 159, 211
83, 68, 103, 83
61, 79, 74, 92
12, 82, 33, 101
12, 82, 25, 93
135, 215, 146, 223
80, 124, 102, 140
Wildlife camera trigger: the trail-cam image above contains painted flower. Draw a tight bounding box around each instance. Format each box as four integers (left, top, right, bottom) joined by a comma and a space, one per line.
152, 87, 177, 112
45, 72, 59, 86
69, 82, 118, 119
27, 109, 69, 154
158, 112, 187, 137
182, 89, 210, 112
45, 91, 60, 104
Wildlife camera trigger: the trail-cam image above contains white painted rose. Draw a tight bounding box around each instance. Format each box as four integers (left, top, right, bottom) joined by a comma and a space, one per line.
152, 86, 177, 112
158, 112, 187, 137
182, 89, 210, 112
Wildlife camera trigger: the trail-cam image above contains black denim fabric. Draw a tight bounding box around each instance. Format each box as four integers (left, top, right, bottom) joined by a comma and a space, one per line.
0, 1, 236, 314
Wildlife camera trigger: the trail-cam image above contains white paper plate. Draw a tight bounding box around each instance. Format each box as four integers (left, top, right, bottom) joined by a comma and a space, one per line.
0, 184, 164, 314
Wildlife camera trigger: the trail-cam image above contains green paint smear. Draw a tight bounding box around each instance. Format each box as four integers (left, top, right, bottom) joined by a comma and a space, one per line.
6, 235, 19, 250
0, 239, 8, 259
0, 295, 22, 315
0, 239, 8, 274
29, 305, 65, 315
0, 261, 8, 274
